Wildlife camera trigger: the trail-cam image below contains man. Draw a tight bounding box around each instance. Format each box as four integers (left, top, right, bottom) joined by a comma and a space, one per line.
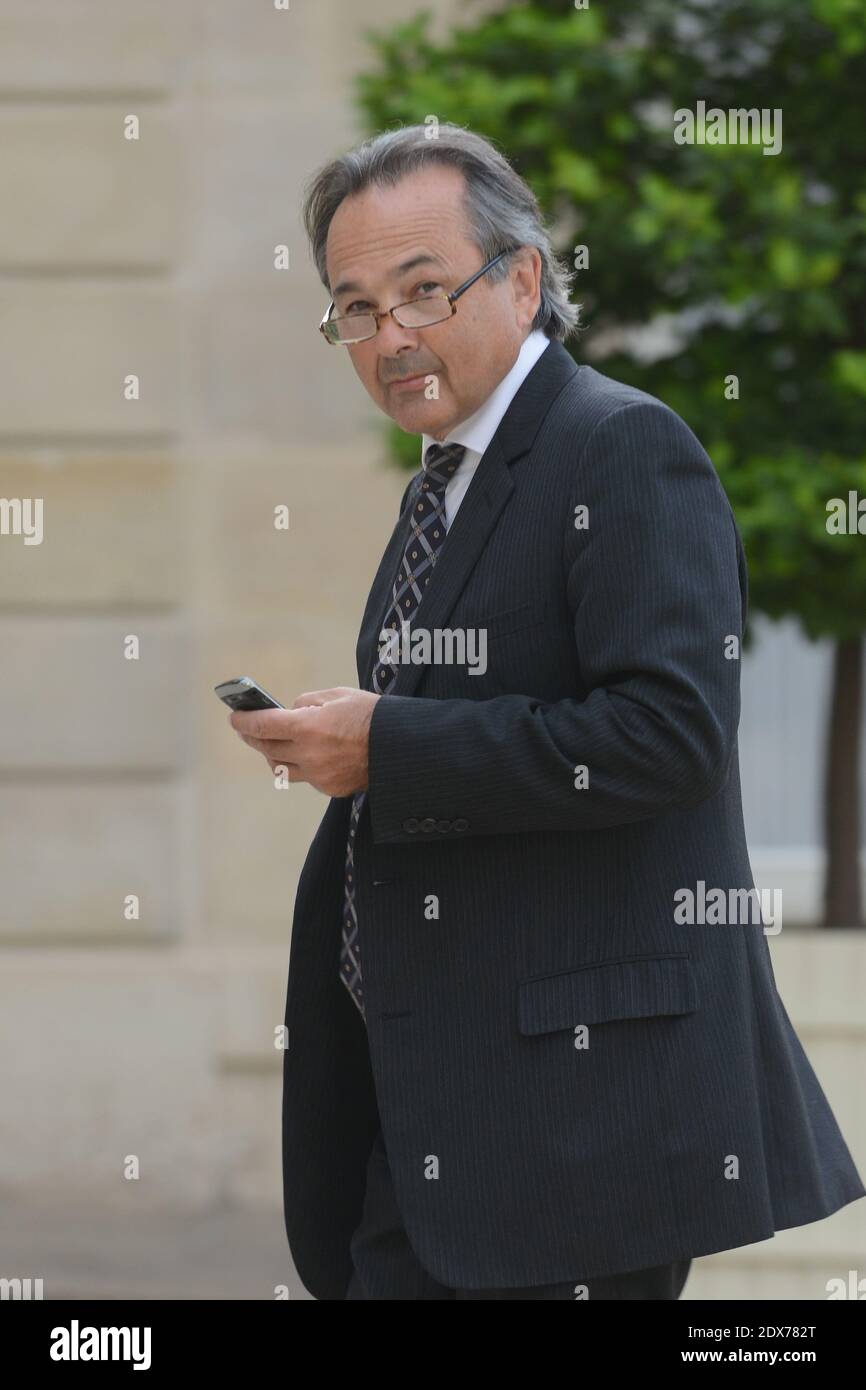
230, 124, 864, 1300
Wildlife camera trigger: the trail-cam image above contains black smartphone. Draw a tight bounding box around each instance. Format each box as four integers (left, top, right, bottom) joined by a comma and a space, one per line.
214, 676, 285, 711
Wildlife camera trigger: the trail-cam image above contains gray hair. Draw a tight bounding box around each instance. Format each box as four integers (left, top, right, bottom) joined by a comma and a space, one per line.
301, 122, 581, 343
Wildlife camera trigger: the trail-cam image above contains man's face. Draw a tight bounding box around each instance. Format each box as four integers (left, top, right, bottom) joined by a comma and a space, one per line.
323, 165, 541, 440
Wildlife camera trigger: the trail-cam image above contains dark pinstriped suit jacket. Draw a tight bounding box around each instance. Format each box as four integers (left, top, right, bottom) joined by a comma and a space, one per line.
282, 338, 865, 1299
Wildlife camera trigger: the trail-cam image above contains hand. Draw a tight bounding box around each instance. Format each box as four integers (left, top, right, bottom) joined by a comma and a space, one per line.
228, 686, 381, 796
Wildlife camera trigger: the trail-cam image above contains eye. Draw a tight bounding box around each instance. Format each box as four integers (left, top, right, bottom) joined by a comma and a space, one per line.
341, 281, 443, 315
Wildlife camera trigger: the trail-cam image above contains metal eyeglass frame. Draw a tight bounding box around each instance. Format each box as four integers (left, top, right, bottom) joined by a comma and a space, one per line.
318, 247, 518, 345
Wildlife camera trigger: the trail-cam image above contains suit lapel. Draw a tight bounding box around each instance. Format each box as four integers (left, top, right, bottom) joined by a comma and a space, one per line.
356, 340, 580, 696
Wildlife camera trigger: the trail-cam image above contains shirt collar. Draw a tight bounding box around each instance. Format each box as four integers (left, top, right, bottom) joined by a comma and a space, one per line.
421, 328, 551, 464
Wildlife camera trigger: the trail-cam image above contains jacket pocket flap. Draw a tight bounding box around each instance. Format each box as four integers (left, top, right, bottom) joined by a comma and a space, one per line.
517, 954, 697, 1036
465, 601, 548, 641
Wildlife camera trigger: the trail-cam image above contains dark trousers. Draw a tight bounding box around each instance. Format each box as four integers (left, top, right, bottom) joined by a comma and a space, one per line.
346, 1126, 692, 1300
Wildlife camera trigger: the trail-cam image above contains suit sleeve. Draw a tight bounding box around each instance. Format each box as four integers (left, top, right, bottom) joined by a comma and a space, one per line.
366, 401, 744, 842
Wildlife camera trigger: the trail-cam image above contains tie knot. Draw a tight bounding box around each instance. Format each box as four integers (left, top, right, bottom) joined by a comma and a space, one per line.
423, 441, 466, 486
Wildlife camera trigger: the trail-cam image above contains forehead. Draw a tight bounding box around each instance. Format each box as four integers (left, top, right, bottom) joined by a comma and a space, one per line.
325, 165, 474, 291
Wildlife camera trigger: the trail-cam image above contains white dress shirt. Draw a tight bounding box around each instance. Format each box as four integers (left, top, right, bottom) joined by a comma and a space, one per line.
420, 328, 551, 528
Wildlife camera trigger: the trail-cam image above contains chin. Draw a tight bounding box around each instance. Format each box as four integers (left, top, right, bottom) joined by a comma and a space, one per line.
395, 404, 441, 431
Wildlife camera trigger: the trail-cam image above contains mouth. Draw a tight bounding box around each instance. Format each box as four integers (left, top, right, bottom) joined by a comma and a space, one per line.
388, 373, 429, 393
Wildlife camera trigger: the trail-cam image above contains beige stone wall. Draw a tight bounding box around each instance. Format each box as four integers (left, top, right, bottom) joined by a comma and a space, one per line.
0, 0, 862, 1299
0, 0, 427, 1256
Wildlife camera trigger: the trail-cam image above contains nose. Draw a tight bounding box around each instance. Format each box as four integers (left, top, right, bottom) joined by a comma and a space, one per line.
376, 313, 422, 360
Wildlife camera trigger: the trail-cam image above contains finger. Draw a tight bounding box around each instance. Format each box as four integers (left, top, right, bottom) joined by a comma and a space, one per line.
244, 737, 301, 770
243, 734, 289, 756
291, 687, 354, 709
231, 708, 296, 739
291, 690, 332, 709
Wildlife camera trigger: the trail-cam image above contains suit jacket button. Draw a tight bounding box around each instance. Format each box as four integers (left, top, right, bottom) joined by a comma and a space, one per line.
403, 818, 419, 833
420, 817, 437, 832
453, 818, 469, 831
436, 819, 451, 832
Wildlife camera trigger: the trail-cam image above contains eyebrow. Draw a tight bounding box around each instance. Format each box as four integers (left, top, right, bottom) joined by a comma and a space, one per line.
332, 253, 446, 300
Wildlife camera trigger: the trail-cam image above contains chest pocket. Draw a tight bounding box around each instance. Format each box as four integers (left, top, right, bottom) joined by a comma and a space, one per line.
517, 953, 697, 1035
465, 600, 548, 641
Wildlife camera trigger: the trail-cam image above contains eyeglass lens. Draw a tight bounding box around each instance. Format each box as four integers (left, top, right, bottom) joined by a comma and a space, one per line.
328, 296, 452, 343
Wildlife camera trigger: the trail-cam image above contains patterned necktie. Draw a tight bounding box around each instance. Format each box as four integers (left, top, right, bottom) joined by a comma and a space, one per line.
339, 441, 466, 1021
